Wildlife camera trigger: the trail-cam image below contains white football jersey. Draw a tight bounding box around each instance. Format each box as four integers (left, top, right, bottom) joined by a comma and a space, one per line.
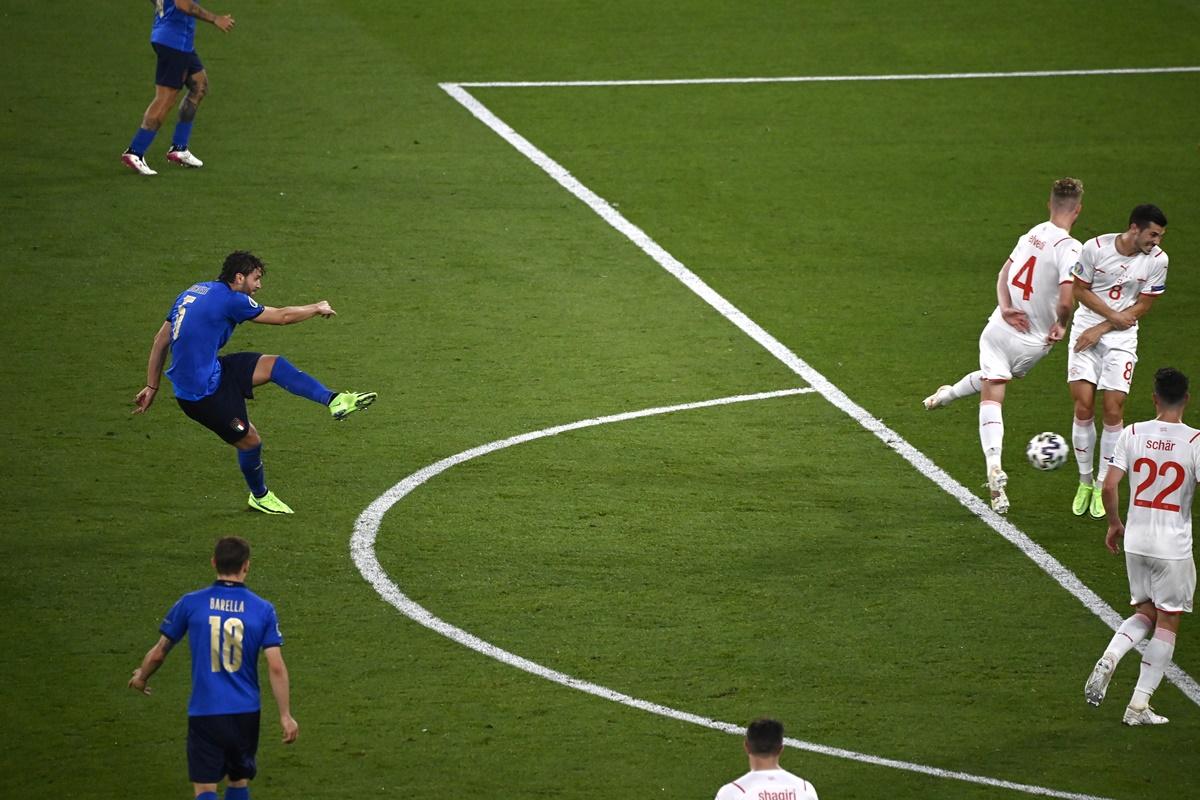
987, 222, 1080, 342
1070, 234, 1168, 345
1112, 420, 1200, 560
715, 768, 818, 800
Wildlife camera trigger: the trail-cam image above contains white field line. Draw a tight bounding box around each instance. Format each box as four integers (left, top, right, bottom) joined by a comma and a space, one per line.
438, 80, 1200, 707
456, 65, 1200, 88
353, 388, 1113, 800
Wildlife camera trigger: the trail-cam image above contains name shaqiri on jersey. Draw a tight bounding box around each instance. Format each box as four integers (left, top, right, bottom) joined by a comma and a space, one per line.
1112, 420, 1200, 561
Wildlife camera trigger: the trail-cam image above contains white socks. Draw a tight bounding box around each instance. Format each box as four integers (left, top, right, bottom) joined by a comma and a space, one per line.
1072, 416, 1096, 484
949, 371, 984, 401
979, 401, 1004, 472
1131, 628, 1177, 709
1097, 423, 1123, 483
1103, 612, 1154, 664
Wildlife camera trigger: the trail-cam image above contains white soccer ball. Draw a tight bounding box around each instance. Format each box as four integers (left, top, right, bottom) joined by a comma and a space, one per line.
1027, 432, 1069, 471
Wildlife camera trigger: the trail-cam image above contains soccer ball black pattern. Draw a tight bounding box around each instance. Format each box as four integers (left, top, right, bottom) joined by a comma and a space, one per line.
1027, 431, 1069, 471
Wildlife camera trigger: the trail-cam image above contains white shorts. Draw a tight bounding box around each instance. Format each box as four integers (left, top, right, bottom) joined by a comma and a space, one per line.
1126, 552, 1196, 614
1066, 330, 1137, 393
978, 320, 1051, 382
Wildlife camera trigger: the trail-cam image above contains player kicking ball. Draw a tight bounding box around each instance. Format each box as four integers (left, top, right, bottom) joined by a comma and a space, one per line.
1083, 368, 1198, 725
133, 251, 377, 513
923, 178, 1083, 513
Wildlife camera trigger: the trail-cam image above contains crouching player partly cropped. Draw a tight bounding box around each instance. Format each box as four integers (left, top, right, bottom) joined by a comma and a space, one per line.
1084, 367, 1199, 725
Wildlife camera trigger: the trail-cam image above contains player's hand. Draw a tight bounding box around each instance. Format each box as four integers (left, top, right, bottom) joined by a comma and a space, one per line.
1105, 523, 1124, 554
214, 15, 235, 32
132, 386, 158, 414
1001, 308, 1030, 333
314, 301, 336, 319
280, 714, 299, 744
128, 669, 152, 695
1110, 310, 1137, 330
1073, 327, 1102, 353
1046, 322, 1065, 344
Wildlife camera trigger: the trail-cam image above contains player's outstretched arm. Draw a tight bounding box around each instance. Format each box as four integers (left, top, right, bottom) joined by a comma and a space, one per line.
175, 0, 235, 32
128, 635, 173, 695
252, 301, 336, 326
265, 647, 299, 744
133, 321, 172, 414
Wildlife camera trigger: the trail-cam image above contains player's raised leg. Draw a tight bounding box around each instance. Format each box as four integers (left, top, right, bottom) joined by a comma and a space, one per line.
252, 354, 377, 421
923, 370, 983, 411
1084, 608, 1154, 706
167, 68, 208, 168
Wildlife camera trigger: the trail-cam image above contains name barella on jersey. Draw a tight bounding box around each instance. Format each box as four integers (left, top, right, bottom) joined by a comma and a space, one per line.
987, 221, 1079, 342
1070, 233, 1168, 346
1112, 420, 1200, 561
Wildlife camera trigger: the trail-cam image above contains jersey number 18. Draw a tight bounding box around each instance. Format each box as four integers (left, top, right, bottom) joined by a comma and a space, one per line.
209, 616, 245, 673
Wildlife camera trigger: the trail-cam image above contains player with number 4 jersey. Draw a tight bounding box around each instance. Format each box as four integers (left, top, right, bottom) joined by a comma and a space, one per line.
923, 178, 1083, 514
1083, 368, 1197, 726
1066, 205, 1168, 519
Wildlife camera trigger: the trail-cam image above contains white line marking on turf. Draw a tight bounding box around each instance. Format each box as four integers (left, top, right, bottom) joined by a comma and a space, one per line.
456, 65, 1200, 88
354, 388, 1113, 800
439, 80, 1200, 708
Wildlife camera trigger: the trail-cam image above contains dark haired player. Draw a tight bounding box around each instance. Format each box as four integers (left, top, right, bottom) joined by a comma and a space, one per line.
129, 537, 299, 799
133, 251, 377, 514
121, 0, 236, 175
714, 718, 818, 799
1084, 368, 1199, 725
1067, 204, 1169, 518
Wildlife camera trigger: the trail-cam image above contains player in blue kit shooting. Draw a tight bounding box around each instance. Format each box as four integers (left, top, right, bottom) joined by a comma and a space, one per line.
121, 0, 236, 175
129, 537, 299, 800
133, 251, 377, 514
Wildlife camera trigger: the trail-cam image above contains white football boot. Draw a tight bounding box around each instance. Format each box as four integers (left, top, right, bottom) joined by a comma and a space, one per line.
121, 151, 157, 175
166, 147, 204, 168
1122, 705, 1169, 726
987, 465, 1009, 514
923, 385, 954, 410
1084, 656, 1114, 706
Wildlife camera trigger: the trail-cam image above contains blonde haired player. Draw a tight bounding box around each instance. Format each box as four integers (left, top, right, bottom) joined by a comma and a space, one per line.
1066, 204, 1168, 519
1084, 368, 1198, 725
924, 178, 1083, 513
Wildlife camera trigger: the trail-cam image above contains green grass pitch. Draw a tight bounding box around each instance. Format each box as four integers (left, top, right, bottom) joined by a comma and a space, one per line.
1, 2, 1199, 798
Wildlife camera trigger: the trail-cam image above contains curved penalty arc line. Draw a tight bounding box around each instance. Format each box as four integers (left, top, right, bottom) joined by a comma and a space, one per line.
352, 387, 1113, 800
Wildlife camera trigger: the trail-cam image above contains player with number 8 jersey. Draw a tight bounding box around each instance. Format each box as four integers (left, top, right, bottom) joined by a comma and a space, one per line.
922, 178, 1083, 514
1066, 205, 1168, 519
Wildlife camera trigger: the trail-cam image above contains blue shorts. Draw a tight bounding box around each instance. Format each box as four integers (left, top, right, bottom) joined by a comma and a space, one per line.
176, 352, 262, 444
153, 42, 204, 89
187, 711, 260, 783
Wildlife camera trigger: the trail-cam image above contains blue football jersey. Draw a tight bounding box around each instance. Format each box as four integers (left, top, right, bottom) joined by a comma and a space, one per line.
160, 580, 284, 717
165, 281, 264, 401
150, 0, 197, 53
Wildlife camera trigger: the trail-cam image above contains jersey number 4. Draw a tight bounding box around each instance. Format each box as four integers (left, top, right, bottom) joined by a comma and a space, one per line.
1011, 256, 1036, 301
209, 616, 246, 672
1132, 458, 1186, 512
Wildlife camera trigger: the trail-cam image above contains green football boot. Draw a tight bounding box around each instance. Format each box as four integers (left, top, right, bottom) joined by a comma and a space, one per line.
329, 390, 377, 421
1090, 483, 1107, 519
248, 490, 294, 515
1072, 483, 1093, 517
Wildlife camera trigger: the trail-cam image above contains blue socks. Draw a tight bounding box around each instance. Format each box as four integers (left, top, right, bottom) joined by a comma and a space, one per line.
270, 357, 336, 406
128, 127, 157, 156
225, 787, 250, 800
197, 793, 218, 800
172, 121, 194, 149
237, 445, 267, 498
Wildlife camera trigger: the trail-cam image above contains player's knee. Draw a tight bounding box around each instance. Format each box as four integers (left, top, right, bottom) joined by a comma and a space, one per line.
237, 428, 262, 449
189, 76, 209, 101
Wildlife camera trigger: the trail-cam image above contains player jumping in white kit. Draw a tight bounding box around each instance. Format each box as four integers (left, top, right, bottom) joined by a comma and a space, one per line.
923, 178, 1083, 514
1066, 204, 1169, 519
